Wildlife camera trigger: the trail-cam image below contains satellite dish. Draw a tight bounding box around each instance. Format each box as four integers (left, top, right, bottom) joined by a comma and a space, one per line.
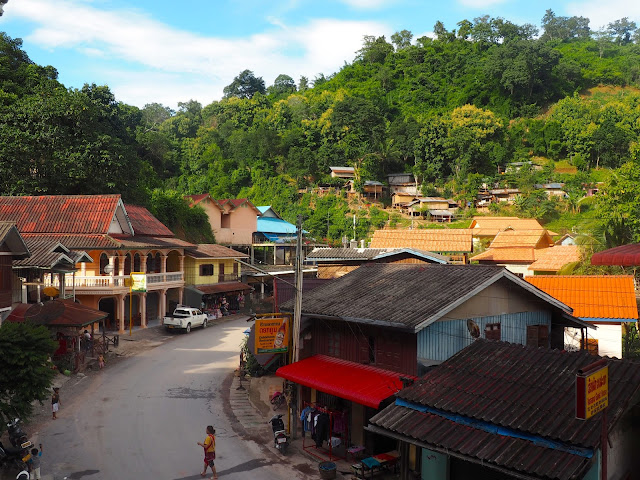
467, 319, 480, 339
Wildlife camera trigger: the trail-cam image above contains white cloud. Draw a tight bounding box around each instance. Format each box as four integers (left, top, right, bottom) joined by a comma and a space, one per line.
7, 0, 389, 108
456, 0, 508, 8
566, 0, 640, 30
338, 0, 393, 9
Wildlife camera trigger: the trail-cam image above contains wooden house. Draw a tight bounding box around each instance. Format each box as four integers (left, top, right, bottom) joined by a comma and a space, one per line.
329, 166, 355, 179
387, 173, 418, 196
345, 180, 384, 201
0, 222, 30, 325
277, 264, 593, 456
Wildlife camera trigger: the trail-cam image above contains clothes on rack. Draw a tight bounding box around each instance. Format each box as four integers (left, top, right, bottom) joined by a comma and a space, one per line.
315, 413, 330, 447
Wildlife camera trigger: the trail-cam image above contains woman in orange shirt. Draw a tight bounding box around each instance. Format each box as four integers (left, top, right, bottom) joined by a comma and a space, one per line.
197, 425, 217, 479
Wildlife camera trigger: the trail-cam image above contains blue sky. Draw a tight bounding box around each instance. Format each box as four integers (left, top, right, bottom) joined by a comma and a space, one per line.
1, 0, 638, 109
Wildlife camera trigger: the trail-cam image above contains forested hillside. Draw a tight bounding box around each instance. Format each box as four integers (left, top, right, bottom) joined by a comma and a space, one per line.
2, 11, 640, 246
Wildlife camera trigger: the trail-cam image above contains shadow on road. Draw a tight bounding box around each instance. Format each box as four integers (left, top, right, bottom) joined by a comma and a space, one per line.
173, 458, 276, 480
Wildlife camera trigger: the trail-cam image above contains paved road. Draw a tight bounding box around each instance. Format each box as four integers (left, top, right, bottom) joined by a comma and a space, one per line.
25, 318, 301, 480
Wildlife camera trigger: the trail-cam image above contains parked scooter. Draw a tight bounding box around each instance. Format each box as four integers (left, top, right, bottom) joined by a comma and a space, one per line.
6, 419, 28, 448
0, 439, 30, 473
268, 414, 290, 454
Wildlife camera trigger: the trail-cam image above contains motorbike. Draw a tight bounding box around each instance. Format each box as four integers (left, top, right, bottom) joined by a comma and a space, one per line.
270, 391, 286, 410
0, 439, 30, 473
7, 418, 28, 448
268, 414, 290, 454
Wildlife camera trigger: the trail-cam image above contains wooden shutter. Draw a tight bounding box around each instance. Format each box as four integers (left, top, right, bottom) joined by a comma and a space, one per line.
526, 325, 549, 348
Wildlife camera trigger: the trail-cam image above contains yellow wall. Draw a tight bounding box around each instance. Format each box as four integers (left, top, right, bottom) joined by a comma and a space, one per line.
184, 257, 239, 285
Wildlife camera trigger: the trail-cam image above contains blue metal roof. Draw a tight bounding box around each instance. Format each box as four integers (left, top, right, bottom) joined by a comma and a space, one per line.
257, 216, 297, 234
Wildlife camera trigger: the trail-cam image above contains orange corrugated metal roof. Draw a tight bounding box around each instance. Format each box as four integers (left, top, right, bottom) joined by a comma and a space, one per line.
369, 229, 472, 253
528, 246, 581, 272
526, 275, 638, 320
470, 216, 558, 237
472, 247, 538, 262
490, 229, 555, 248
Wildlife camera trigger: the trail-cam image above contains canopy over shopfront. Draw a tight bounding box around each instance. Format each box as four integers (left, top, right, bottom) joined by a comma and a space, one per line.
6, 299, 107, 327
591, 243, 640, 266
277, 355, 417, 409
187, 282, 252, 295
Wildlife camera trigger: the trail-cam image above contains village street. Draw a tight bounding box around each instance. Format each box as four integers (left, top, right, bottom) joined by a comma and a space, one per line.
11, 317, 307, 480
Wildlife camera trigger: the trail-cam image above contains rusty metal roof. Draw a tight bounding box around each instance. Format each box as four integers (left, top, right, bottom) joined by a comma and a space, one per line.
369, 340, 640, 480
20, 233, 120, 249
280, 264, 574, 332
6, 299, 108, 327
13, 237, 92, 268
185, 244, 248, 259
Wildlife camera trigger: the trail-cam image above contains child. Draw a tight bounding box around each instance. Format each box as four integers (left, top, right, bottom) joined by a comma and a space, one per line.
51, 388, 60, 420
98, 354, 105, 369
27, 444, 43, 480
197, 426, 217, 479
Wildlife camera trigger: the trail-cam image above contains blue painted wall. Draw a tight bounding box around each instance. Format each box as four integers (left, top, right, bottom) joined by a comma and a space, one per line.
417, 311, 552, 364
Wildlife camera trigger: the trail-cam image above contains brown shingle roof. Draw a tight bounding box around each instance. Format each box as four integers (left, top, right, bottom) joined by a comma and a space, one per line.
528, 245, 581, 272
472, 247, 538, 262
470, 216, 557, 237
0, 195, 121, 234
369, 229, 473, 253
489, 229, 555, 248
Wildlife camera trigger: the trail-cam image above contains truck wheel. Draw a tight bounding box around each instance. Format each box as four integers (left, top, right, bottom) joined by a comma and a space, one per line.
202, 319, 208, 329
185, 323, 191, 333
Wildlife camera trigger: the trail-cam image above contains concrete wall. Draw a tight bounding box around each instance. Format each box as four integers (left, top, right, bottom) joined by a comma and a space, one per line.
564, 323, 622, 359
215, 202, 257, 245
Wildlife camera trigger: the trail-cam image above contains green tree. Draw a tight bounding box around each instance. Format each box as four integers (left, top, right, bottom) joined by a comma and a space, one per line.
223, 70, 266, 99
268, 74, 296, 97
391, 30, 413, 50
0, 322, 56, 428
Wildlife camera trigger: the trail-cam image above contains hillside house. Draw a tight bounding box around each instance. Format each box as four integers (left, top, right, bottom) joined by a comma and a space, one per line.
345, 180, 384, 201
329, 166, 355, 179
186, 195, 259, 246
387, 173, 418, 196
469, 216, 558, 243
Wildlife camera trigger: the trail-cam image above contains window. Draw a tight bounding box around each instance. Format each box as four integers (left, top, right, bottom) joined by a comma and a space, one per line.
133, 253, 141, 272
218, 263, 225, 282
484, 323, 501, 340
200, 264, 214, 276
124, 254, 131, 275
526, 325, 549, 348
99, 253, 109, 275
233, 262, 238, 275
221, 213, 231, 228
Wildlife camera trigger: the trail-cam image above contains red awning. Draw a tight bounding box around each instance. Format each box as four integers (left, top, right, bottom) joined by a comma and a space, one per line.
276, 355, 416, 409
591, 244, 640, 266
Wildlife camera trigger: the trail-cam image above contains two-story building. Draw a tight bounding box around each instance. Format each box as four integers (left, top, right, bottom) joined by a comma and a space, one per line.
277, 263, 593, 456
182, 243, 251, 317
186, 195, 260, 246
0, 195, 192, 332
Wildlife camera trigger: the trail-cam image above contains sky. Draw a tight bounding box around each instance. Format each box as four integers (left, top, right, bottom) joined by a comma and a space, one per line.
1, 0, 639, 110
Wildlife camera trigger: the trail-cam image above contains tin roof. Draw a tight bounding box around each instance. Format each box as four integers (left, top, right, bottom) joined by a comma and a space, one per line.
280, 263, 575, 332
526, 275, 638, 320
188, 282, 252, 295
185, 244, 248, 259
13, 237, 92, 268
257, 216, 297, 235
276, 355, 417, 409
470, 217, 557, 237
0, 195, 121, 234
591, 243, 640, 267
0, 221, 30, 257
115, 236, 194, 249
124, 204, 174, 237
20, 233, 120, 249
528, 246, 581, 272
306, 247, 448, 264
369, 340, 640, 480
370, 229, 473, 253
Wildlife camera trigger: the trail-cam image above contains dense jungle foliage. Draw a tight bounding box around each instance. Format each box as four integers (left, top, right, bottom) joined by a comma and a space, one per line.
2, 11, 640, 245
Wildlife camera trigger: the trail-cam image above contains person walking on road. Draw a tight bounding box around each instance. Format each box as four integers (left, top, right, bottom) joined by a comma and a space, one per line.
27, 444, 43, 479
51, 388, 60, 419
197, 425, 217, 479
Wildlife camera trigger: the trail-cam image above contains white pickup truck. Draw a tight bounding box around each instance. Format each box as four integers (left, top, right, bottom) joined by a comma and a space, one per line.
163, 307, 208, 333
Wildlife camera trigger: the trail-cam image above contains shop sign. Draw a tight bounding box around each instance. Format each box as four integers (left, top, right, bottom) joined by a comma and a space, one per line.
576, 365, 608, 420
130, 273, 147, 292
255, 317, 289, 354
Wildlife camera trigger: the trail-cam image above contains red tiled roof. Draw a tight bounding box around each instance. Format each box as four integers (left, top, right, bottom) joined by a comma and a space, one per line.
277, 355, 417, 409
185, 194, 210, 206
125, 204, 174, 237
21, 233, 120, 249
591, 243, 640, 266
526, 275, 638, 320
0, 195, 121, 234
370, 340, 640, 480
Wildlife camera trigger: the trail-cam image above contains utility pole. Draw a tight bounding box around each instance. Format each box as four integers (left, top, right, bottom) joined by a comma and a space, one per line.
291, 215, 304, 439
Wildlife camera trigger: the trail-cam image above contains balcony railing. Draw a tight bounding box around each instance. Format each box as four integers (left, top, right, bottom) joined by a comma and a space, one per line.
45, 271, 184, 289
